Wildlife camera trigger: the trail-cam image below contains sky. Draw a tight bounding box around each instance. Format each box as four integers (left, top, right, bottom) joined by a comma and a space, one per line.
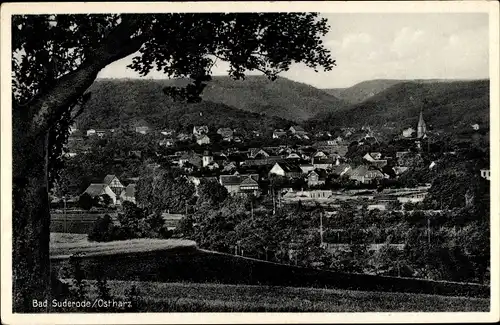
97, 13, 489, 88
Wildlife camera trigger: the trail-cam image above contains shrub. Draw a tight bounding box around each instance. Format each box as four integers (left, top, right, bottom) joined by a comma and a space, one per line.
88, 214, 119, 242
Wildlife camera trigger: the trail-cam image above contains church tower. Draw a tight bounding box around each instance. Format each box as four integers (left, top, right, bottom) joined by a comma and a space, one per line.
417, 109, 427, 139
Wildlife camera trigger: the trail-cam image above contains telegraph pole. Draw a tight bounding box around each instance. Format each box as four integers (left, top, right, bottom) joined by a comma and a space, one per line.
427, 217, 431, 245
319, 211, 324, 246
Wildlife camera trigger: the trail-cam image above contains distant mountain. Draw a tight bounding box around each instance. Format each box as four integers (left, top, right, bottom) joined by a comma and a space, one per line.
200, 75, 347, 121
323, 79, 476, 105
75, 79, 294, 133
310, 80, 489, 134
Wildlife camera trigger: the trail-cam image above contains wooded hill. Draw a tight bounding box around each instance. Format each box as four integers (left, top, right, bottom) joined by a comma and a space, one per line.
76, 79, 294, 134
322, 79, 476, 105
76, 76, 347, 132
311, 79, 489, 135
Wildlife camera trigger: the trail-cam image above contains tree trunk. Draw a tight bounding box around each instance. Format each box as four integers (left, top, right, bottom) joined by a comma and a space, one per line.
11, 19, 147, 312
12, 125, 51, 312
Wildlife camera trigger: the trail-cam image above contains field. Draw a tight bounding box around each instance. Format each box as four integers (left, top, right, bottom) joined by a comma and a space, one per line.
79, 280, 489, 312
50, 233, 196, 259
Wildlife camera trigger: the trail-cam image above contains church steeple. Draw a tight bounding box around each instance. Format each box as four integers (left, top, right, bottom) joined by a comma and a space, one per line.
417, 108, 427, 139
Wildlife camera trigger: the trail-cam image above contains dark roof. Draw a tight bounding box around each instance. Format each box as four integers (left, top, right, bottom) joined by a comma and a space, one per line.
103, 175, 117, 185
220, 174, 259, 186
290, 125, 305, 132
84, 184, 108, 197
309, 169, 328, 179
276, 162, 302, 173
240, 176, 259, 186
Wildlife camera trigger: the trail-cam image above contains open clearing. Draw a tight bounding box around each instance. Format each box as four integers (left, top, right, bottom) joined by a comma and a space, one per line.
80, 280, 489, 312
50, 233, 196, 259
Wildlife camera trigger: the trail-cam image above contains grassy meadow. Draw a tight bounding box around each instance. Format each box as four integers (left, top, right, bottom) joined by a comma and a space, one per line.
79, 280, 489, 312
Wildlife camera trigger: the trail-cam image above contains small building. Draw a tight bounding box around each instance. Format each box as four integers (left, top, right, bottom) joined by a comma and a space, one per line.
472, 124, 480, 131
349, 165, 385, 184
159, 138, 175, 147
331, 164, 351, 177
83, 184, 117, 205
103, 175, 125, 196
312, 157, 337, 170
135, 126, 150, 134
202, 153, 214, 167
272, 129, 287, 139
86, 129, 96, 136
307, 169, 327, 187
160, 129, 175, 136
240, 176, 261, 196
219, 173, 259, 194
289, 125, 307, 135
176, 133, 190, 142
402, 128, 415, 138
300, 164, 315, 174
269, 162, 302, 178
196, 135, 211, 145
193, 125, 209, 136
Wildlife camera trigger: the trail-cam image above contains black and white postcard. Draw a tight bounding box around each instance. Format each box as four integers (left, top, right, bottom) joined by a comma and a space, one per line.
1, 1, 499, 324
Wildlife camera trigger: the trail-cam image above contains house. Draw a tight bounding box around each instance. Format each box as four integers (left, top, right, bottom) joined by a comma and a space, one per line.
313, 150, 328, 159
219, 173, 259, 194
249, 148, 271, 159
349, 165, 385, 184
135, 126, 150, 134
160, 129, 175, 136
402, 128, 415, 138
120, 184, 136, 204
103, 175, 125, 196
193, 125, 209, 136
312, 157, 337, 169
64, 152, 78, 158
472, 124, 480, 131
396, 151, 411, 159
363, 152, 387, 168
272, 129, 287, 139
83, 184, 117, 205
331, 164, 351, 177
239, 176, 261, 196
179, 152, 203, 168
86, 129, 96, 136
363, 152, 382, 161
289, 125, 307, 135
196, 135, 211, 145
217, 127, 234, 140
286, 152, 301, 160
177, 133, 191, 142
205, 161, 220, 171
480, 169, 490, 180
95, 129, 108, 138
269, 162, 302, 178
202, 152, 214, 167
299, 164, 315, 174
393, 166, 409, 176
307, 169, 327, 187
159, 138, 175, 147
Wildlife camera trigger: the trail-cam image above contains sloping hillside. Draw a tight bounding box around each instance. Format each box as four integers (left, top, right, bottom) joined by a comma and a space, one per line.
310, 80, 489, 133
323, 79, 474, 105
200, 75, 347, 121
76, 79, 293, 133
323, 79, 405, 104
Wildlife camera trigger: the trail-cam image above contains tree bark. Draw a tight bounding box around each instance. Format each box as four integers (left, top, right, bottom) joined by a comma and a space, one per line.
12, 18, 146, 312
12, 125, 51, 312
